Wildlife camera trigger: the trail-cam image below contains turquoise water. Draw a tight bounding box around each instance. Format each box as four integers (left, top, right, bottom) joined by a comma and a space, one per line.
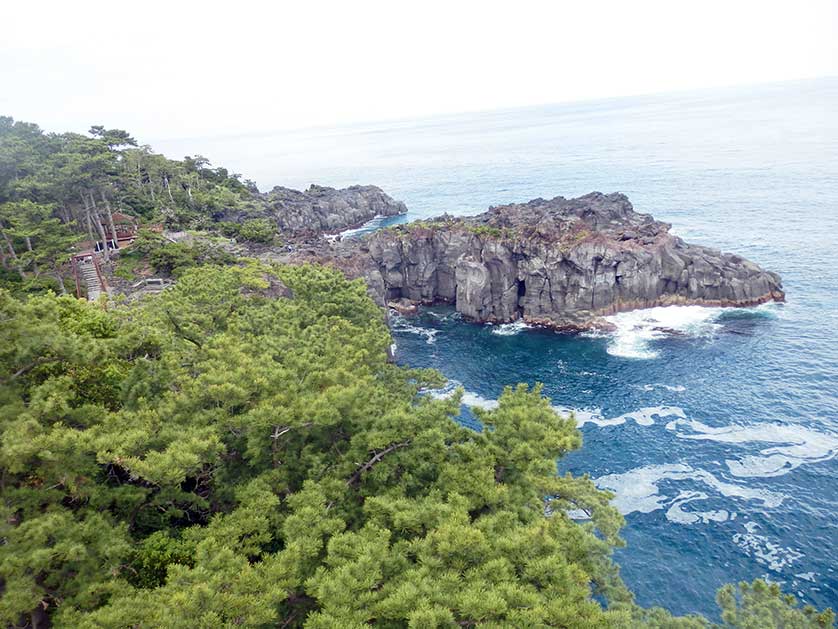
167, 78, 838, 617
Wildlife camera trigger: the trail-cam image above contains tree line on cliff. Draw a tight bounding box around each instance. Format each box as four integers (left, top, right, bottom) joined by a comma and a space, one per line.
0, 117, 273, 296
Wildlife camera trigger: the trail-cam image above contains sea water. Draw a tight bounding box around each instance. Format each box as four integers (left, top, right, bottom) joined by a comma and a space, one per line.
156, 77, 838, 618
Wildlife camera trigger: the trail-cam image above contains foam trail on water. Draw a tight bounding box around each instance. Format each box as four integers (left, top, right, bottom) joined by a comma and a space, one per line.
389, 312, 439, 345
639, 383, 687, 392
556, 405, 686, 428
666, 491, 732, 525
602, 305, 725, 359
734, 521, 804, 571
666, 418, 838, 477
595, 463, 784, 524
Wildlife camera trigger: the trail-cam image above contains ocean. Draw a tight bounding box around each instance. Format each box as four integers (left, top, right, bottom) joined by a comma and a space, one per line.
155, 77, 838, 618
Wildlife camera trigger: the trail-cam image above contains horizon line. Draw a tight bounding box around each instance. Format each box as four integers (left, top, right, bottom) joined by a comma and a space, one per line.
145, 74, 837, 150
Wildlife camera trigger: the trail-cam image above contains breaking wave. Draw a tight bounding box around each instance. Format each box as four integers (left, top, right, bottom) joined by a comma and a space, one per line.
328, 214, 391, 241
389, 312, 439, 345
424, 380, 498, 410
602, 305, 724, 359
488, 320, 532, 336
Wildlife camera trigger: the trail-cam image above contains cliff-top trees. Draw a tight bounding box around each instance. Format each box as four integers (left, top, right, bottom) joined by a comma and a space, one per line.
0, 117, 256, 294
1, 263, 833, 628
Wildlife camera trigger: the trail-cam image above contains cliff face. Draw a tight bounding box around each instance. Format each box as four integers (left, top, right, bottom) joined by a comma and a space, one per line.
255, 184, 407, 234
360, 192, 784, 328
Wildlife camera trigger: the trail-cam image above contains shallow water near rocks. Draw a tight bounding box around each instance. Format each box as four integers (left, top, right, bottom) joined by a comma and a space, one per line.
170, 78, 838, 618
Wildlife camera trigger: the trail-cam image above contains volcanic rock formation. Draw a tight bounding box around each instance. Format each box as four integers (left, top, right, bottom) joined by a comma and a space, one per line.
353, 192, 784, 329
252, 184, 408, 234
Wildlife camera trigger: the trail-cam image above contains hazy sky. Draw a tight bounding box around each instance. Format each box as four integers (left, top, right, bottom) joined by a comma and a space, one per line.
2, 0, 836, 142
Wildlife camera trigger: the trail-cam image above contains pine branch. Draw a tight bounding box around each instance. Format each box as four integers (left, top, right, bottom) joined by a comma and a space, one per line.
347, 440, 411, 487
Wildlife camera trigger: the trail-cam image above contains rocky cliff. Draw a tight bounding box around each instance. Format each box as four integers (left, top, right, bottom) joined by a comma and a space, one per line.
252, 184, 407, 234
354, 192, 784, 329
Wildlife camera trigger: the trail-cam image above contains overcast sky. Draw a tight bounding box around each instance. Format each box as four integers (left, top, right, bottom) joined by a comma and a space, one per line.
2, 0, 836, 143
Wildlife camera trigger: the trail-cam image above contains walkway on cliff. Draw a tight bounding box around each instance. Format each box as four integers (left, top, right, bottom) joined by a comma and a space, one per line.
76, 257, 109, 301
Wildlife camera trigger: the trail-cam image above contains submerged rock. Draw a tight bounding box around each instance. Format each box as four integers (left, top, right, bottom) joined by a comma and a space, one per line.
355, 192, 784, 329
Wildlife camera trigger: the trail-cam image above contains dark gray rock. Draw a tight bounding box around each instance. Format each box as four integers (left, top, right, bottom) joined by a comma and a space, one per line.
254, 184, 407, 234
357, 192, 784, 329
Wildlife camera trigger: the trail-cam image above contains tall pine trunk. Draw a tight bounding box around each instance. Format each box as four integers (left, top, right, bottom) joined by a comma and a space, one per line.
83, 191, 110, 262
24, 236, 40, 276
81, 195, 97, 242
163, 174, 175, 204
1, 228, 26, 280
100, 189, 119, 244
54, 271, 67, 295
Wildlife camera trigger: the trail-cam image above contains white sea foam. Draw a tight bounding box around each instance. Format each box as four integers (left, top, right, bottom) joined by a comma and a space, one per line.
489, 320, 532, 336
733, 521, 804, 571
425, 380, 498, 410
330, 214, 387, 240
557, 405, 687, 428
666, 491, 732, 525
666, 418, 838, 478
603, 305, 725, 359
389, 312, 439, 345
424, 380, 459, 401
462, 390, 499, 410
595, 463, 784, 525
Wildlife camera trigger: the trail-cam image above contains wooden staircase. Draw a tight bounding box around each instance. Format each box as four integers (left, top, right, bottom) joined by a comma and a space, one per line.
74, 256, 109, 301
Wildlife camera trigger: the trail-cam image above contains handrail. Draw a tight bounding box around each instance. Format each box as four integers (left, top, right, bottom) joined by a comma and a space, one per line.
72, 257, 81, 298
92, 254, 108, 296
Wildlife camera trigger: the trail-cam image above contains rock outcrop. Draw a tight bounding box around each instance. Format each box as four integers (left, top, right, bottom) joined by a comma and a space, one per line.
251, 184, 407, 234
355, 192, 784, 329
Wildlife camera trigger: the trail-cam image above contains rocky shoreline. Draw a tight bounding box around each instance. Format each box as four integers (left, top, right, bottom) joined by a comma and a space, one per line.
345, 192, 784, 330
123, 187, 785, 331
220, 184, 408, 235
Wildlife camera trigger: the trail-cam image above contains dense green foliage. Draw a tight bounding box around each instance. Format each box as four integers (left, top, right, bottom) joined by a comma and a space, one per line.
0, 116, 261, 295
219, 218, 279, 244
0, 263, 833, 628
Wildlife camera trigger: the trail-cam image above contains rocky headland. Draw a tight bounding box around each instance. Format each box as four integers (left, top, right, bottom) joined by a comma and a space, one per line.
142, 187, 785, 331
329, 192, 785, 330
224, 184, 408, 234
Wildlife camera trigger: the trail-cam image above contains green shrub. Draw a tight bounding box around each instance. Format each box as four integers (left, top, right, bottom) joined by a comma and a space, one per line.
149, 242, 198, 275
237, 218, 277, 243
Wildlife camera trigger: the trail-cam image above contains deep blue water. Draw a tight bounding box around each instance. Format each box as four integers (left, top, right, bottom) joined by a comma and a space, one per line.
162, 78, 838, 618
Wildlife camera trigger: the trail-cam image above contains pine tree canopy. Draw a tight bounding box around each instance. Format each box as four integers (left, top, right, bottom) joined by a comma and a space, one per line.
1, 264, 833, 628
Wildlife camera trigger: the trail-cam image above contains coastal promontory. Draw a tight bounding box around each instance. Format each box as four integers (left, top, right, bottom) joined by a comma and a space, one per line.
329, 192, 785, 329
221, 184, 407, 234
